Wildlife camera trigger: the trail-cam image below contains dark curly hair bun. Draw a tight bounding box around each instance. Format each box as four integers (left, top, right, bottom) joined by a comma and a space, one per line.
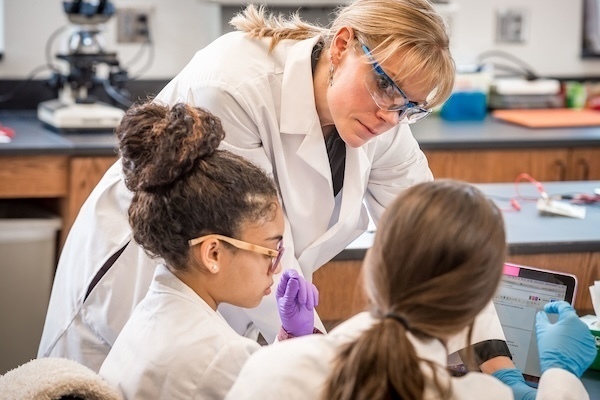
117, 101, 226, 192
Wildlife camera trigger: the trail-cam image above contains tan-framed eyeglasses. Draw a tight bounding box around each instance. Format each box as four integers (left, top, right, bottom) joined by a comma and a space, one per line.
188, 234, 284, 273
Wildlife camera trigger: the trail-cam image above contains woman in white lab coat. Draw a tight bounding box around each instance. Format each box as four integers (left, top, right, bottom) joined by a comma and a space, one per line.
226, 180, 596, 400
40, 0, 495, 374
98, 101, 318, 399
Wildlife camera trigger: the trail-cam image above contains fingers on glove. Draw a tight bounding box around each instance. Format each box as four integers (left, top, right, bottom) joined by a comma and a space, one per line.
535, 311, 550, 328
544, 301, 576, 320
296, 276, 308, 306
535, 311, 550, 333
285, 276, 301, 302
304, 281, 314, 310
276, 269, 298, 299
312, 283, 319, 308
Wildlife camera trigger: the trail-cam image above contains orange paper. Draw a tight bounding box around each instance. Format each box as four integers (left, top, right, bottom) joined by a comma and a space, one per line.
492, 108, 600, 128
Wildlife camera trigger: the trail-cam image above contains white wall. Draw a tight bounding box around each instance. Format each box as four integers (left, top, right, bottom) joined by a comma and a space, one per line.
0, 0, 222, 79
0, 0, 599, 79
449, 0, 600, 77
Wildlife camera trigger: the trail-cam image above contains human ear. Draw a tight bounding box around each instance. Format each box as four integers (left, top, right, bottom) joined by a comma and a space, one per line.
196, 239, 222, 275
330, 26, 355, 65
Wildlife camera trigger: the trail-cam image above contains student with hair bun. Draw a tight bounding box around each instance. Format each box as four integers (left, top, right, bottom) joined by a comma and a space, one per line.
227, 180, 596, 400
98, 101, 318, 399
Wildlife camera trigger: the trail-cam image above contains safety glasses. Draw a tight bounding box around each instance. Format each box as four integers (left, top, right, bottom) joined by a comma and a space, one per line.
361, 44, 431, 124
188, 234, 284, 274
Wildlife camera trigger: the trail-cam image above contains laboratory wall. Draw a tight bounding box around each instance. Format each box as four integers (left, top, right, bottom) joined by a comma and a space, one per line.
0, 0, 222, 80
0, 0, 599, 80
449, 0, 600, 77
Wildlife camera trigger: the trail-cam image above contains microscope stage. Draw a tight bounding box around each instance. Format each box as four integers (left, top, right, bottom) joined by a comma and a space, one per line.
37, 99, 125, 132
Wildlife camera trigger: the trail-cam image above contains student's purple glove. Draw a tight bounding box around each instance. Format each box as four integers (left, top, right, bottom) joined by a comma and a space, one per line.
276, 269, 319, 337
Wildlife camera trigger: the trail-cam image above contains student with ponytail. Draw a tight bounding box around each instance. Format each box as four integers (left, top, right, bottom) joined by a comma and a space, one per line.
98, 101, 318, 399
227, 180, 596, 400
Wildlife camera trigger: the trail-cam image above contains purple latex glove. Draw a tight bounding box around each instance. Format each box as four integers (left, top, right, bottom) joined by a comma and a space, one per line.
276, 269, 319, 337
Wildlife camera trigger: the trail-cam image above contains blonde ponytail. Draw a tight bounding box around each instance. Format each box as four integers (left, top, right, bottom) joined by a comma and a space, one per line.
230, 4, 327, 51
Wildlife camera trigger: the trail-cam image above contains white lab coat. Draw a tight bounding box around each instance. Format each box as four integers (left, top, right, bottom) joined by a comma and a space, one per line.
226, 312, 590, 400
38, 31, 500, 373
100, 264, 260, 400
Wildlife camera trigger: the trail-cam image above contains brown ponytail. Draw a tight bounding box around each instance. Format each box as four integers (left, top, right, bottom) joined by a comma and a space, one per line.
326, 320, 450, 399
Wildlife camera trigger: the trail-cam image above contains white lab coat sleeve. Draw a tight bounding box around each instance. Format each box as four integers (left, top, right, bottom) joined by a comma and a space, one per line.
225, 339, 331, 400
536, 368, 590, 400
364, 124, 433, 225
196, 339, 262, 400
155, 79, 271, 172
451, 373, 514, 399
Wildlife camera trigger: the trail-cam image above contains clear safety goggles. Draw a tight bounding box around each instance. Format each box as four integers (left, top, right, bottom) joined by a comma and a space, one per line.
361, 44, 431, 124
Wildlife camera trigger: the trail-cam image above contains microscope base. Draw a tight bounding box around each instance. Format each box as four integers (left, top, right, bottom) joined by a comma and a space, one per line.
37, 99, 125, 132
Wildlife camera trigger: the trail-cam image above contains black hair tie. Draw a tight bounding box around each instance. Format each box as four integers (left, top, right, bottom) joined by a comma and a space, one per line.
384, 313, 411, 330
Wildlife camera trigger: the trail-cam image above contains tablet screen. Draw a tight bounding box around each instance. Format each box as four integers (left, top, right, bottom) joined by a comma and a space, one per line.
493, 263, 577, 383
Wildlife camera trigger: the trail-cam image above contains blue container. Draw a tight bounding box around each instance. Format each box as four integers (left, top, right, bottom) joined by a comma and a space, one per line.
440, 91, 488, 121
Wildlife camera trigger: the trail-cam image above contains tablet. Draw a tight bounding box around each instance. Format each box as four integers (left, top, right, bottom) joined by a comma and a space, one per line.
493, 262, 578, 383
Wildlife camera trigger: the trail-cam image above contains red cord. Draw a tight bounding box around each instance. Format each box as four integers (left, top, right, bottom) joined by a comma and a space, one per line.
498, 173, 548, 213
514, 173, 548, 201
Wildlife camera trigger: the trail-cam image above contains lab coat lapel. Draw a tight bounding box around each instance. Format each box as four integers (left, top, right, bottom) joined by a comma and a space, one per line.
280, 36, 332, 185
277, 36, 336, 260
298, 146, 371, 271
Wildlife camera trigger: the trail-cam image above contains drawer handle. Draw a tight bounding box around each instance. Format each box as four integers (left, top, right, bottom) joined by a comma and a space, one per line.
576, 158, 590, 181
553, 159, 567, 181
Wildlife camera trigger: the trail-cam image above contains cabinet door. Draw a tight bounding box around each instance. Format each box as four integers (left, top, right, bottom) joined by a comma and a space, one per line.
0, 156, 68, 198
424, 149, 570, 183
313, 260, 365, 324
567, 148, 600, 181
60, 156, 118, 246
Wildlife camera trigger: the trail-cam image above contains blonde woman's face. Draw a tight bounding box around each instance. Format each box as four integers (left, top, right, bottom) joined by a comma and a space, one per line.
327, 45, 431, 148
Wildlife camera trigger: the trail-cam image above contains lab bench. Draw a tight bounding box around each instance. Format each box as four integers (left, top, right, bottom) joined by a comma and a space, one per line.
413, 116, 600, 182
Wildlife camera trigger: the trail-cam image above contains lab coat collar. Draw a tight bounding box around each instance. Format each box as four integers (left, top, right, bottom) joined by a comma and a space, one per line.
150, 264, 226, 322
279, 36, 323, 135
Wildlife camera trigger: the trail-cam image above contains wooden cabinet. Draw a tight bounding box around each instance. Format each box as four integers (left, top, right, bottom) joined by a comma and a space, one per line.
59, 156, 118, 245
314, 251, 600, 324
313, 260, 365, 322
0, 155, 118, 250
0, 156, 69, 198
424, 147, 599, 183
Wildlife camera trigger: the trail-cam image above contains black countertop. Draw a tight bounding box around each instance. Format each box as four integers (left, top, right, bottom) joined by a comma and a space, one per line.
411, 115, 600, 150
0, 111, 118, 157
337, 181, 600, 259
2, 111, 600, 156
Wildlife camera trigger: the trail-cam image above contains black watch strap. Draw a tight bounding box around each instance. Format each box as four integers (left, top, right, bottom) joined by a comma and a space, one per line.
471, 339, 513, 366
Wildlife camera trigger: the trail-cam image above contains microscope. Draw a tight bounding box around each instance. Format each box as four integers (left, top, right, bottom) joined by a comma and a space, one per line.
37, 0, 127, 132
